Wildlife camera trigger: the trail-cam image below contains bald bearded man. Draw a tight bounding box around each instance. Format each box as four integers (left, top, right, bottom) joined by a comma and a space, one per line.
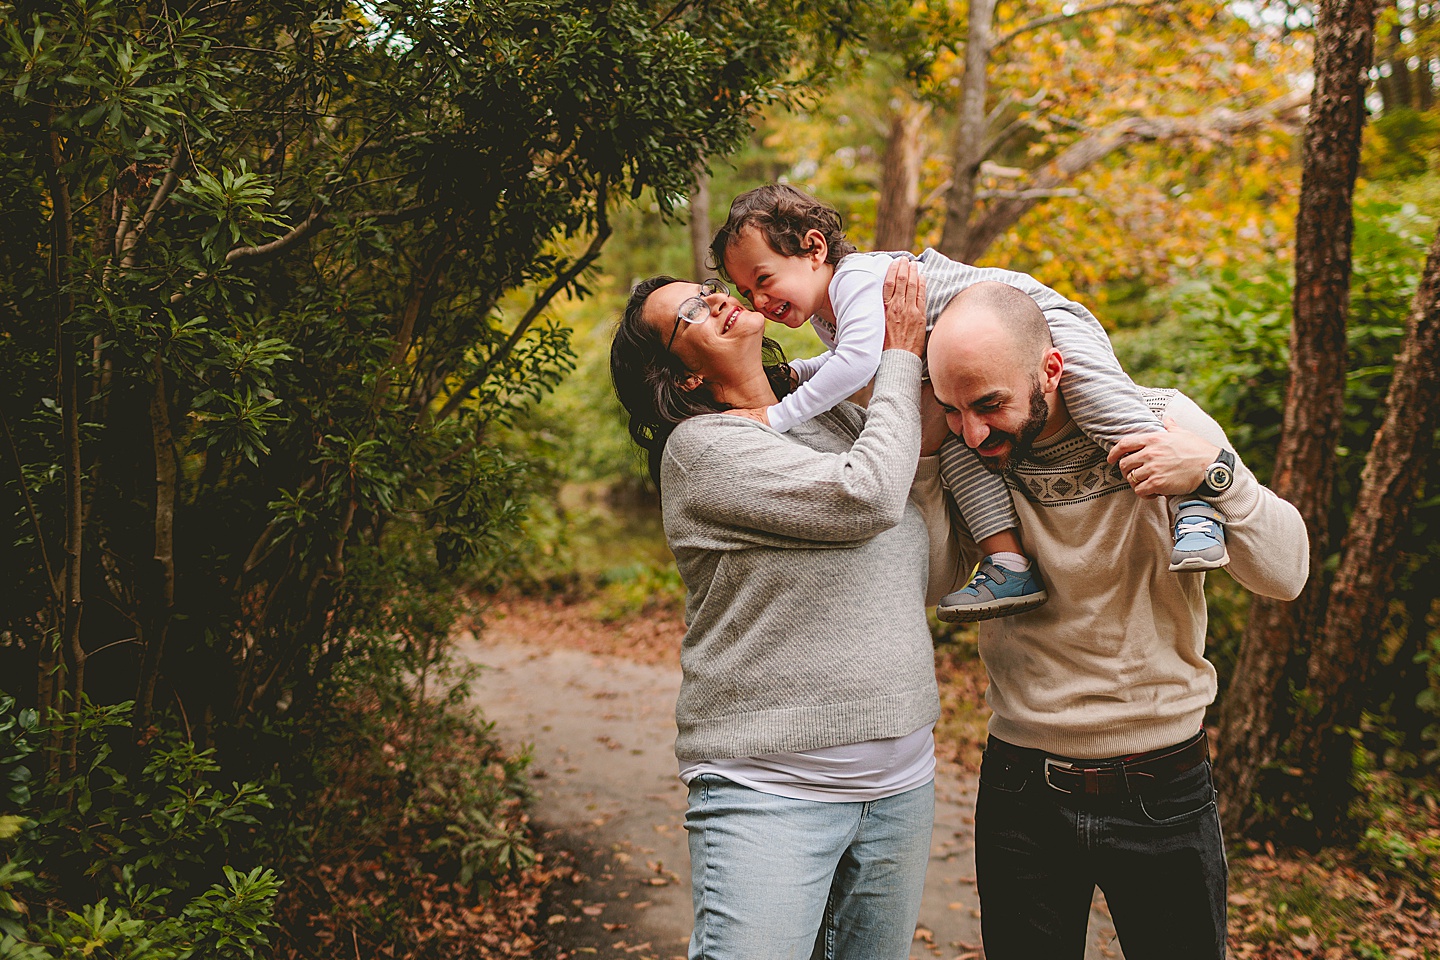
925, 281, 1309, 960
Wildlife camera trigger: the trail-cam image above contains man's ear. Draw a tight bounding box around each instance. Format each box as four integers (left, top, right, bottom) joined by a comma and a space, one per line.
1041, 347, 1064, 393
804, 229, 829, 266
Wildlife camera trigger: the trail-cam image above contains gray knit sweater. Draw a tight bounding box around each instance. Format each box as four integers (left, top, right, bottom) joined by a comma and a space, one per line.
660, 351, 941, 762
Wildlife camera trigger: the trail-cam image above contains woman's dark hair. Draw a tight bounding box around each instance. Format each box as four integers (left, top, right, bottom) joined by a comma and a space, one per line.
610, 276, 794, 490
709, 183, 858, 280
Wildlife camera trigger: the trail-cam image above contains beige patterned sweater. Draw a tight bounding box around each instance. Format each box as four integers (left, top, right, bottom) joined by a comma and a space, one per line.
928, 388, 1309, 759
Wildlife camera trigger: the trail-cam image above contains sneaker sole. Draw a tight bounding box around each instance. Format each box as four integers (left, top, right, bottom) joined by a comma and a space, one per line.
1169, 550, 1229, 572
936, 590, 1050, 624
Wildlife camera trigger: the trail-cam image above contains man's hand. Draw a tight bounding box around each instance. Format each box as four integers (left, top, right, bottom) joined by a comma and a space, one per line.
723, 406, 771, 425
882, 258, 927, 357
1107, 417, 1222, 499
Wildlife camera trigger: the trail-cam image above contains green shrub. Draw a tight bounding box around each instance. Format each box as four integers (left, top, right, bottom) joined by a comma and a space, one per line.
0, 696, 280, 959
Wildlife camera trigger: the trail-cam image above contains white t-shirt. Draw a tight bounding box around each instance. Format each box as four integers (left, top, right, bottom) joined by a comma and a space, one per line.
678, 723, 936, 803
766, 253, 895, 434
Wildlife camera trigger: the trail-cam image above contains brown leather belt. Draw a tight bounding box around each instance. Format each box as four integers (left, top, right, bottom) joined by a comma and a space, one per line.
987, 731, 1209, 797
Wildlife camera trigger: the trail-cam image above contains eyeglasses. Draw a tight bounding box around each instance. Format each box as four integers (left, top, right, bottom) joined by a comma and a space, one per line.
668, 279, 728, 350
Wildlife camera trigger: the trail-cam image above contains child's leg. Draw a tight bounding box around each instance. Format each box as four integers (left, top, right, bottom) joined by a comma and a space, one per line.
937, 433, 1019, 544
935, 434, 1048, 623
1047, 305, 1228, 569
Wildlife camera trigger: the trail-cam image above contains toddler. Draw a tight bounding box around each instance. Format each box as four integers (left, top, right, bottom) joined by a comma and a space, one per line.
709, 183, 1229, 622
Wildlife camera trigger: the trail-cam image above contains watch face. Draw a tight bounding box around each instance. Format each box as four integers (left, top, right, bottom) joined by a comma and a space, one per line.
1208, 464, 1233, 491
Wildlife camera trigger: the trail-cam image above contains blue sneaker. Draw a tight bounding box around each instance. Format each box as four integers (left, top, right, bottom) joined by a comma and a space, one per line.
936, 557, 1049, 623
1170, 500, 1229, 571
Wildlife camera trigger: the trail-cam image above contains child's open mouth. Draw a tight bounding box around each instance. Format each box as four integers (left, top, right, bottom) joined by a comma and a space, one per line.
769, 301, 791, 321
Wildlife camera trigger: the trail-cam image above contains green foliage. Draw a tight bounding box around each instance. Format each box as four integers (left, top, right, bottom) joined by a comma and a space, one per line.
1350, 741, 1440, 895
0, 700, 39, 808
0, 0, 840, 781
1364, 108, 1440, 180
1138, 197, 1430, 495
0, 699, 280, 960
1, 867, 280, 960
424, 748, 536, 890
593, 560, 686, 622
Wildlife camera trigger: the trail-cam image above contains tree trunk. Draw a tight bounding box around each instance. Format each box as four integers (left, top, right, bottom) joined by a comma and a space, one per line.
1216, 0, 1379, 839
874, 100, 929, 252
938, 0, 996, 261
134, 357, 177, 736
1289, 223, 1440, 835
42, 125, 86, 787
1376, 0, 1409, 113
689, 168, 712, 280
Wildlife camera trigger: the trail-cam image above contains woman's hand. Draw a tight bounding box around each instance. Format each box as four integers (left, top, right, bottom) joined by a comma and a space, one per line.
882, 258, 926, 357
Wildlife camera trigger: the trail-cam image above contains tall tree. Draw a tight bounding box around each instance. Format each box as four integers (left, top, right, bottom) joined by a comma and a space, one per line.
1293, 223, 1440, 834
1216, 0, 1382, 839
0, 0, 844, 763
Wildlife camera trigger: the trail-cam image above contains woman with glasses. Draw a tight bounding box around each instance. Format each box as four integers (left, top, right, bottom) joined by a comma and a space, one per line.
608, 260, 950, 960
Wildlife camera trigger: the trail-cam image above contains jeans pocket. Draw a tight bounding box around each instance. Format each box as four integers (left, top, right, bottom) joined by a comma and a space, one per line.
1135, 762, 1217, 825
979, 749, 1033, 794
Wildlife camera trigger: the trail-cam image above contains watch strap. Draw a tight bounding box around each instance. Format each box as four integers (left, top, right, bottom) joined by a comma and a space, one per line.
1194, 448, 1236, 498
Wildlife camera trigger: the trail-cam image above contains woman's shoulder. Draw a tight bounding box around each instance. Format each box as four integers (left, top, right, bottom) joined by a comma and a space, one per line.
665, 414, 770, 462
665, 409, 860, 467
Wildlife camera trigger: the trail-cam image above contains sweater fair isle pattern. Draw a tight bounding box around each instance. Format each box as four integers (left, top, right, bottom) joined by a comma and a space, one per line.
660, 351, 941, 762
934, 388, 1310, 759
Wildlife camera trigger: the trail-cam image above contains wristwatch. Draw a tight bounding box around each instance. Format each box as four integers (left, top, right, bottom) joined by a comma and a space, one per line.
1194, 448, 1236, 498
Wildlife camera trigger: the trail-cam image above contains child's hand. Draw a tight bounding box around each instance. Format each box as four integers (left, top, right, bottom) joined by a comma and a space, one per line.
1108, 417, 1222, 499
882, 259, 927, 357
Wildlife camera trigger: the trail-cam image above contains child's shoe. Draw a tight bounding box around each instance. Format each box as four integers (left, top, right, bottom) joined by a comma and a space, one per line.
936, 557, 1049, 623
1169, 500, 1229, 571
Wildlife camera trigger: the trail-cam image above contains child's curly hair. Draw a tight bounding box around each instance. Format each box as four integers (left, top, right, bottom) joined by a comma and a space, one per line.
709, 183, 857, 279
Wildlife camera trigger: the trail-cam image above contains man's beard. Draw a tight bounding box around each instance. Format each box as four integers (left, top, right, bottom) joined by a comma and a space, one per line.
977, 380, 1049, 475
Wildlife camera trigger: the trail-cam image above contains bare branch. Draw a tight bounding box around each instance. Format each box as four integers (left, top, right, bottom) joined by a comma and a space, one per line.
958, 89, 1309, 261
992, 0, 1176, 53
119, 145, 187, 269
225, 206, 325, 265
979, 161, 1027, 178
436, 199, 612, 422
977, 112, 1036, 165
977, 187, 1082, 200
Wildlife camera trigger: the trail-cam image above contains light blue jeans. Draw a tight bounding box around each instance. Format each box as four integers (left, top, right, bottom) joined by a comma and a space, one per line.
684, 774, 934, 960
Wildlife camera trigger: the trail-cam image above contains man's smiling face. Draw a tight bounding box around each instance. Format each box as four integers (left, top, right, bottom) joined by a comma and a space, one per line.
936, 375, 1051, 474
926, 282, 1065, 474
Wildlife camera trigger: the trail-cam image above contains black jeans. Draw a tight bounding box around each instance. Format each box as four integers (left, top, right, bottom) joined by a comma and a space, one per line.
974, 735, 1228, 960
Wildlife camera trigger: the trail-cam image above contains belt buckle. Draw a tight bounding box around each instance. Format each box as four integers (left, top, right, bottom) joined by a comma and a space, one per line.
1042, 756, 1076, 793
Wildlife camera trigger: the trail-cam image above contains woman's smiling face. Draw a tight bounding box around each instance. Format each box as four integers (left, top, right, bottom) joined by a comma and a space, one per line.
644, 280, 768, 379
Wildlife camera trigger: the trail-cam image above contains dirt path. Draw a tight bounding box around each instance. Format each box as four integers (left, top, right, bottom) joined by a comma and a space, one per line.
460, 628, 1124, 960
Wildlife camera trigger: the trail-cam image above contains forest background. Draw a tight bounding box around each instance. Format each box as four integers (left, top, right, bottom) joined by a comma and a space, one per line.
1, 0, 1438, 958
